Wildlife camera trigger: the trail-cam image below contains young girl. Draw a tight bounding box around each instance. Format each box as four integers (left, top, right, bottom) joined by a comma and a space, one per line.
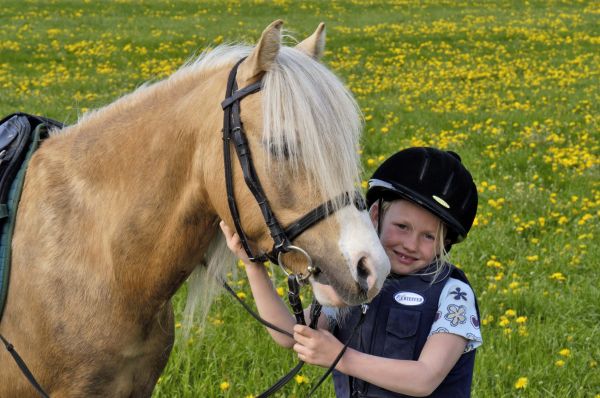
220, 146, 482, 397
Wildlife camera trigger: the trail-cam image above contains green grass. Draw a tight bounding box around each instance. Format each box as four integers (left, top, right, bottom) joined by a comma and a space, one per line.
1, 1, 598, 397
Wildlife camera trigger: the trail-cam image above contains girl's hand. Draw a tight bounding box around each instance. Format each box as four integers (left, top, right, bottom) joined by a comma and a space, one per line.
292, 324, 345, 368
219, 220, 254, 266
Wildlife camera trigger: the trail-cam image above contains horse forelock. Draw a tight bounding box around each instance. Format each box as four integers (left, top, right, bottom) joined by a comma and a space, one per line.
263, 47, 363, 207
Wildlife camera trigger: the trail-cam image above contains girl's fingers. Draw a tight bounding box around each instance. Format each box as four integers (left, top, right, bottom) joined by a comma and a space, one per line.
293, 331, 310, 347
219, 220, 254, 265
293, 324, 312, 335
219, 221, 239, 247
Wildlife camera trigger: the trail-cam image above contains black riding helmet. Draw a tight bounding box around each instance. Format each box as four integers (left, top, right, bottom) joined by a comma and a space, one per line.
366, 147, 478, 246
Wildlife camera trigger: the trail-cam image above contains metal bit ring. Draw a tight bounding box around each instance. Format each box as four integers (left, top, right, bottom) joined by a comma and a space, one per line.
277, 245, 315, 283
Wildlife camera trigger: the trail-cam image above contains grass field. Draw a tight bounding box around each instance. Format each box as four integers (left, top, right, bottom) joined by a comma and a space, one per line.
1, 1, 598, 397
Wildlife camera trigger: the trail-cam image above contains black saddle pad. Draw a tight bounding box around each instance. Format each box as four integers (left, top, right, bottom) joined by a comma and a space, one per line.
0, 113, 63, 208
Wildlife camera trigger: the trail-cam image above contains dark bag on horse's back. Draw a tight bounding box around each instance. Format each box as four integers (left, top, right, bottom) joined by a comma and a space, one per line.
0, 113, 63, 211
0, 112, 63, 321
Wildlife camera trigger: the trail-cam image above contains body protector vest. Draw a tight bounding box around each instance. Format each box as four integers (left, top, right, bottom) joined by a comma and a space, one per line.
332, 264, 480, 398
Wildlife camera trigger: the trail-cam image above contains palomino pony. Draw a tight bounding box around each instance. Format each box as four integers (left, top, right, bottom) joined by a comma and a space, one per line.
0, 20, 389, 397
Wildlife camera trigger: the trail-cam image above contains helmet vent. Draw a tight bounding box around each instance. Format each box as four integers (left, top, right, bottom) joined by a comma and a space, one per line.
461, 187, 473, 210
442, 171, 455, 195
419, 152, 430, 181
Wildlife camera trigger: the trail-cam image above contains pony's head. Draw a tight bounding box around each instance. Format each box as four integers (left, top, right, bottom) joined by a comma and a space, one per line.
206, 21, 390, 306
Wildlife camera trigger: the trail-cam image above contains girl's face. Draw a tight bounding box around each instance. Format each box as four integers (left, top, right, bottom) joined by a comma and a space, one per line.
371, 199, 441, 275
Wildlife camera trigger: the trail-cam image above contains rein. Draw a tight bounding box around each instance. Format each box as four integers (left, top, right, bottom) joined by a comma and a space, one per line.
0, 335, 50, 398
222, 276, 368, 398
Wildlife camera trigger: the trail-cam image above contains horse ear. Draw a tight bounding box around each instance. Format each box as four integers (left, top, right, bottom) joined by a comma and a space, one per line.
238, 19, 283, 83
295, 22, 326, 60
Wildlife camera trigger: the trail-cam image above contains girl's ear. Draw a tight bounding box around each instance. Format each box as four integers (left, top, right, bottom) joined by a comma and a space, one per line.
369, 201, 379, 227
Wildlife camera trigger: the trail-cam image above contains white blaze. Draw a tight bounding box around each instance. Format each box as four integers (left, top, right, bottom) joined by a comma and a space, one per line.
338, 206, 390, 292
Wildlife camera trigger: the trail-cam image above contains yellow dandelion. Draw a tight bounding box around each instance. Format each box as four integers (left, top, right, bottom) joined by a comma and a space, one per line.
555, 360, 565, 367
559, 348, 571, 357
514, 377, 528, 389
236, 292, 247, 300
486, 259, 503, 268
295, 374, 309, 384
220, 381, 230, 391
550, 272, 566, 281
578, 213, 592, 225
276, 287, 284, 297
481, 314, 494, 326
516, 316, 527, 324
505, 309, 517, 317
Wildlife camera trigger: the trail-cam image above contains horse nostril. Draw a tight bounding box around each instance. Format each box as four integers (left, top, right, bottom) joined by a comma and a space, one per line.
357, 257, 370, 292
357, 257, 370, 278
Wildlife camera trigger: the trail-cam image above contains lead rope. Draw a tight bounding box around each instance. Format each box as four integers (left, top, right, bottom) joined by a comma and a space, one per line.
0, 334, 50, 397
222, 275, 368, 398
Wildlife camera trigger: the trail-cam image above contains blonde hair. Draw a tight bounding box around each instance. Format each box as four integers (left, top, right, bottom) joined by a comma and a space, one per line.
378, 199, 450, 283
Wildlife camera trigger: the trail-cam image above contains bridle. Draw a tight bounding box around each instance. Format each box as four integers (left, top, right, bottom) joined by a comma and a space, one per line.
221, 57, 365, 283
221, 58, 368, 397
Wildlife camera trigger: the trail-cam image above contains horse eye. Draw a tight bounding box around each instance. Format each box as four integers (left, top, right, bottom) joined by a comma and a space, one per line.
265, 141, 292, 158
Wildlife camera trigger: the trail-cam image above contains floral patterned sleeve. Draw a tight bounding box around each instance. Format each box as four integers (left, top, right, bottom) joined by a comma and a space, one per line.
429, 277, 483, 353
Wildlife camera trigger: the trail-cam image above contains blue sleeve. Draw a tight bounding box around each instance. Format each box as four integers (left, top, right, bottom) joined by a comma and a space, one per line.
429, 277, 483, 353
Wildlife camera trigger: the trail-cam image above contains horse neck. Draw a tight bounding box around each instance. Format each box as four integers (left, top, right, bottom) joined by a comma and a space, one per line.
54, 70, 226, 310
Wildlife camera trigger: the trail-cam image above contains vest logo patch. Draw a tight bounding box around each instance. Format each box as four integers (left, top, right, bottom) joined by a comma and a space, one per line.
394, 291, 425, 306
